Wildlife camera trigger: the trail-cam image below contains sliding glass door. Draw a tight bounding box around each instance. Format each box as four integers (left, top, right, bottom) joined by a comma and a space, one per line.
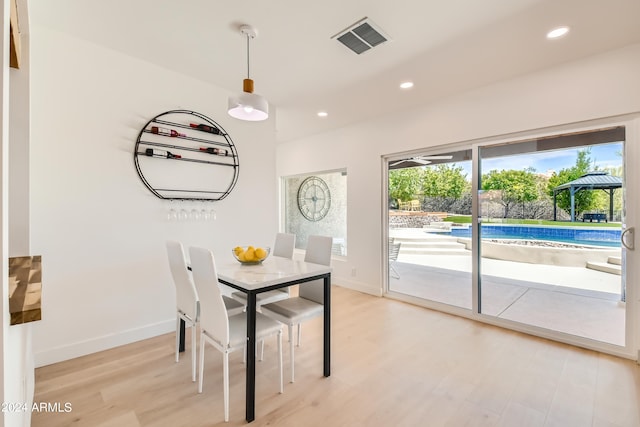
477, 128, 627, 346
386, 123, 635, 353
387, 149, 472, 310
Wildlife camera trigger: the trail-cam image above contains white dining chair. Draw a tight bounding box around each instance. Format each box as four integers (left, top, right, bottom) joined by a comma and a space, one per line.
166, 241, 245, 382
231, 233, 296, 308
388, 238, 402, 279
166, 240, 200, 382
260, 235, 332, 383
189, 246, 283, 422
273, 232, 296, 258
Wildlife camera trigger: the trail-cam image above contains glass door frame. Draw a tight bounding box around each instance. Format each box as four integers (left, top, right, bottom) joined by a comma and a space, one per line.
382, 143, 476, 318
383, 114, 639, 360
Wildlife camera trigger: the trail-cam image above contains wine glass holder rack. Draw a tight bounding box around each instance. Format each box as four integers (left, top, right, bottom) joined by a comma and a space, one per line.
134, 110, 239, 201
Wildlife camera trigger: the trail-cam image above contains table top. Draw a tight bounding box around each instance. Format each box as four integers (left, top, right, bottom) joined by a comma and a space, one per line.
216, 256, 332, 291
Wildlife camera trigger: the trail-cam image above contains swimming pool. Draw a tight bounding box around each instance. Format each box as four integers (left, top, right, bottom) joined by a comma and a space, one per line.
443, 224, 621, 247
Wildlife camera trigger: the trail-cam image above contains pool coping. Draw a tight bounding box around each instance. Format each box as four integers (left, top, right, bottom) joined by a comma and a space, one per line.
457, 237, 620, 267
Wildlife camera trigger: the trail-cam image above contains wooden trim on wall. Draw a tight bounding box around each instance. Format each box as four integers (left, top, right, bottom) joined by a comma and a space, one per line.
10, 0, 20, 69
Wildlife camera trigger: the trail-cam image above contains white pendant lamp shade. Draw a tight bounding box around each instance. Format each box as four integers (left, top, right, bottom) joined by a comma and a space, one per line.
228, 26, 269, 122
228, 80, 269, 121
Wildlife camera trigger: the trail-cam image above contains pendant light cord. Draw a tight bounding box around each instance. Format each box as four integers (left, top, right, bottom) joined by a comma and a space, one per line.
246, 33, 251, 79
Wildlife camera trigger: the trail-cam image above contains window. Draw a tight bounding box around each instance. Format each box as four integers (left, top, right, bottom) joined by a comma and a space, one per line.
282, 170, 347, 255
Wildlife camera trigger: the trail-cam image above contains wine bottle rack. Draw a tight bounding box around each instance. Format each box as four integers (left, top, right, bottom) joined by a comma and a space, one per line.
134, 110, 239, 201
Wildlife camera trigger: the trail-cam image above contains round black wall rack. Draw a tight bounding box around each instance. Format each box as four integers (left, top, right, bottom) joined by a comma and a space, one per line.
134, 110, 239, 201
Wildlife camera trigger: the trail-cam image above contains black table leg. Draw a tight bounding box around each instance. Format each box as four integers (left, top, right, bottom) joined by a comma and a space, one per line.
323, 274, 331, 377
246, 292, 257, 422
179, 318, 186, 352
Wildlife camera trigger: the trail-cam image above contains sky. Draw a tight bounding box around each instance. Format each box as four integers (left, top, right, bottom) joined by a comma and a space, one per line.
455, 142, 623, 179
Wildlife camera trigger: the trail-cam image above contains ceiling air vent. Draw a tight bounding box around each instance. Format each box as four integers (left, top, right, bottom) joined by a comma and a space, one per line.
332, 17, 389, 55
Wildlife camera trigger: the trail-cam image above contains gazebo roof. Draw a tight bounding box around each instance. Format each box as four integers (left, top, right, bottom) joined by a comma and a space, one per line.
553, 171, 622, 192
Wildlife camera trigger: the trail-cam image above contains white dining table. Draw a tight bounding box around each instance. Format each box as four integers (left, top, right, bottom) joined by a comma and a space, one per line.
190, 255, 332, 423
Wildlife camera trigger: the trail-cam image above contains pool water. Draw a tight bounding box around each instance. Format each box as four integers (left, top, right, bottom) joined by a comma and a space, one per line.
444, 224, 621, 248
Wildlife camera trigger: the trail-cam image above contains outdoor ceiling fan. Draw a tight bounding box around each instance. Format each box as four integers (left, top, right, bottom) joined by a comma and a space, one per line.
389, 155, 453, 167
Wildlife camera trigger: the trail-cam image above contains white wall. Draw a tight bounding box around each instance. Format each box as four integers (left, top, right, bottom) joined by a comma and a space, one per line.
276, 43, 640, 299
29, 25, 279, 366
8, 37, 28, 257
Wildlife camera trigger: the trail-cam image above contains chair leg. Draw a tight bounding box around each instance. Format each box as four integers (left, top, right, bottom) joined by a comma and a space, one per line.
223, 351, 230, 422
191, 322, 197, 382
297, 324, 302, 347
243, 341, 258, 363
198, 333, 205, 394
277, 330, 283, 393
288, 325, 295, 383
260, 340, 265, 361
175, 316, 180, 363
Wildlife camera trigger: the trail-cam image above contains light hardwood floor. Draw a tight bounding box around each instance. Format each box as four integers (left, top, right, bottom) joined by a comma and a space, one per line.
33, 286, 640, 426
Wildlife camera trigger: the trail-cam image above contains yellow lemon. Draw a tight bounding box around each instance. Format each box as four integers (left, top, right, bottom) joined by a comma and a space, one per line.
255, 247, 267, 260
237, 251, 246, 262
244, 247, 255, 261
234, 246, 244, 255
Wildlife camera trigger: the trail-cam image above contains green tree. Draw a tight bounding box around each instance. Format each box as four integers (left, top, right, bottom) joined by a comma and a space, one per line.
547, 149, 595, 218
422, 164, 468, 199
389, 167, 422, 203
481, 169, 538, 218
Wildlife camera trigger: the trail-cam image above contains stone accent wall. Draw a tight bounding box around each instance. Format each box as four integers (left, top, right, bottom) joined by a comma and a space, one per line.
389, 212, 444, 228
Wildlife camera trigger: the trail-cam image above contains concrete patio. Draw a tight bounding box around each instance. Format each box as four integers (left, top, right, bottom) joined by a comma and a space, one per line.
389, 228, 625, 346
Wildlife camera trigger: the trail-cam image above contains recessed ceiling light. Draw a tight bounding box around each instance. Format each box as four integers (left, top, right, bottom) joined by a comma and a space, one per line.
400, 81, 414, 89
547, 26, 569, 39
317, 111, 328, 117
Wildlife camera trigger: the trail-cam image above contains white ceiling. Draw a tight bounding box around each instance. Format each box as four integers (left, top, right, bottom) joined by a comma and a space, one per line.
30, 0, 640, 143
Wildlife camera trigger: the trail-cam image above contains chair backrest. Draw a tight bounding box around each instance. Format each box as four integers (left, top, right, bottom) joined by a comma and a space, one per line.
273, 233, 296, 259
389, 242, 401, 261
304, 235, 333, 266
188, 246, 230, 347
331, 243, 344, 256
166, 241, 199, 321
300, 235, 333, 304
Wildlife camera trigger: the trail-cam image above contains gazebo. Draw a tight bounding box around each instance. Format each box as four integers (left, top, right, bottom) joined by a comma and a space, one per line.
552, 171, 622, 222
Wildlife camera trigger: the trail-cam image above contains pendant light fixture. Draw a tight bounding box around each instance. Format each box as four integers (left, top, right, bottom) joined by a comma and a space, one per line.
228, 25, 269, 121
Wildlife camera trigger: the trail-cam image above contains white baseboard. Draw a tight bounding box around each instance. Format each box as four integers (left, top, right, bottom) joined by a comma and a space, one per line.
34, 279, 380, 368
334, 276, 382, 297
34, 319, 174, 368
